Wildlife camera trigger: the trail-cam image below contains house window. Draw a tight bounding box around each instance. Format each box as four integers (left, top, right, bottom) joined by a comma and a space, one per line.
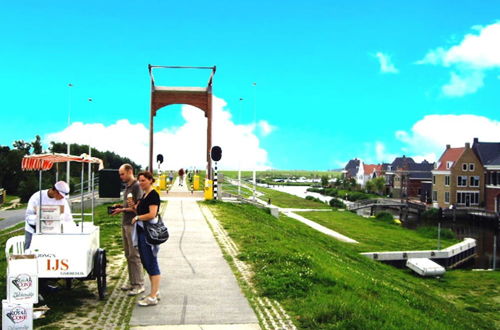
433, 175, 436, 184
457, 176, 467, 187
446, 161, 453, 169
470, 176, 480, 187
462, 163, 468, 171
445, 176, 450, 186
456, 192, 479, 206
445, 192, 450, 204
432, 191, 437, 202
469, 163, 475, 171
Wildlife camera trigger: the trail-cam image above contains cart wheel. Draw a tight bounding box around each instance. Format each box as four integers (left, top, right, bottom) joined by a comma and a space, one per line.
65, 278, 72, 289
95, 249, 107, 300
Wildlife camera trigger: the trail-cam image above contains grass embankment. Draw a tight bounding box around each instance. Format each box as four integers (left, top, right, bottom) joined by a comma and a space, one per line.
256, 186, 330, 209
220, 182, 253, 198
297, 211, 458, 252
206, 202, 499, 329
0, 194, 26, 210
0, 202, 135, 328
222, 170, 339, 180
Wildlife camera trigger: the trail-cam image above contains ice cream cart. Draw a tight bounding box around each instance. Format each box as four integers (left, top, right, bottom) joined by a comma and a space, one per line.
17, 153, 107, 299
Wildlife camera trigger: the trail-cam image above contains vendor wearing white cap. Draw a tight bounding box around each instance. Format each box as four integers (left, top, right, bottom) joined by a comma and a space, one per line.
24, 181, 74, 249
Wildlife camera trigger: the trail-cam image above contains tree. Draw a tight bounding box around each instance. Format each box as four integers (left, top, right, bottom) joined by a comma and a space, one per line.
321, 175, 329, 187
31, 135, 42, 154
13, 140, 31, 154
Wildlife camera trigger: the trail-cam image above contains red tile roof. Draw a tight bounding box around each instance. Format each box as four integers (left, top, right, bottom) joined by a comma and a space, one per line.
436, 147, 465, 171
363, 164, 379, 174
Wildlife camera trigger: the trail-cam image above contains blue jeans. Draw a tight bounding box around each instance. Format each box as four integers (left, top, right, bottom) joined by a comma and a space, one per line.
137, 226, 161, 276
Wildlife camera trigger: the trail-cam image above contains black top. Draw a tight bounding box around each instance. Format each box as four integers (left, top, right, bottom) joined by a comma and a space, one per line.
137, 190, 160, 216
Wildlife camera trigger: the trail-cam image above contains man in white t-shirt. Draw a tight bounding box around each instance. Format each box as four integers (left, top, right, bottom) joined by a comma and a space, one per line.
24, 181, 73, 249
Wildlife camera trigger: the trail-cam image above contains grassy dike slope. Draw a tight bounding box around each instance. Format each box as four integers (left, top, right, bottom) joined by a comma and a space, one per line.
205, 202, 498, 329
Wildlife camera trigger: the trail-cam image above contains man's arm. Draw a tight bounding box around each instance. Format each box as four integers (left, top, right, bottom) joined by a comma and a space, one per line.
61, 199, 73, 221
25, 194, 38, 226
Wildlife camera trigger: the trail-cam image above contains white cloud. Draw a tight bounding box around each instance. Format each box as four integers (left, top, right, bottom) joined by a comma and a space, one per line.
418, 22, 500, 96
395, 114, 500, 160
45, 96, 273, 171
442, 71, 484, 96
258, 120, 275, 136
374, 52, 399, 74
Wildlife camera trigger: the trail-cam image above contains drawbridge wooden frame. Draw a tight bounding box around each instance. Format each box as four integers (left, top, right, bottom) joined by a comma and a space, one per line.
148, 65, 216, 178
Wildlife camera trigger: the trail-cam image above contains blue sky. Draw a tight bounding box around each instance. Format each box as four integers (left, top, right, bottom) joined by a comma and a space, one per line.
1, 1, 500, 170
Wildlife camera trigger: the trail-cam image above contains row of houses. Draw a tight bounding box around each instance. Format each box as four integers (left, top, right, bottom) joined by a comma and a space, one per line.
343, 138, 500, 213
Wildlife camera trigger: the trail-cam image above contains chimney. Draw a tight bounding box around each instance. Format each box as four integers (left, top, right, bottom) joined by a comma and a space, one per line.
465, 142, 470, 149
446, 144, 451, 149
473, 137, 479, 145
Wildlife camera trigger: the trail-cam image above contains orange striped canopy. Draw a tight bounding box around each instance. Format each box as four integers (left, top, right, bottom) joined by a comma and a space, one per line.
22, 153, 103, 171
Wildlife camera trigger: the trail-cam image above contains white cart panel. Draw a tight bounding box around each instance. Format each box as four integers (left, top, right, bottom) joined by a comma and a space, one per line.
29, 224, 100, 278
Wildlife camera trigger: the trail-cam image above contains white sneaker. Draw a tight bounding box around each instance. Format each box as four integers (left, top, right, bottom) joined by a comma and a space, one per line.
128, 286, 145, 296
137, 296, 158, 306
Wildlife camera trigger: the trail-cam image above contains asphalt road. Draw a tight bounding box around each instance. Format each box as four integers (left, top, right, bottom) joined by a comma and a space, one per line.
0, 208, 25, 231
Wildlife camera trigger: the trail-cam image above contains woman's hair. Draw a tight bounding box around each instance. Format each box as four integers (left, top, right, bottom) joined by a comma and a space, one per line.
137, 171, 155, 183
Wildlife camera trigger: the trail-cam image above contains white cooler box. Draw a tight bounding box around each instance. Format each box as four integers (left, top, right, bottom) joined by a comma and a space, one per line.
7, 255, 38, 304
2, 300, 33, 330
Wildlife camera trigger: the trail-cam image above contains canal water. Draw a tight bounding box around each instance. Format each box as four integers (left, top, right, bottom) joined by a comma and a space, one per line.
404, 217, 499, 269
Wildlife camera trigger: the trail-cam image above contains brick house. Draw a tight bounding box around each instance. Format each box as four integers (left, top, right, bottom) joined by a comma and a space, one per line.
387, 156, 433, 200
432, 142, 485, 208
472, 138, 500, 213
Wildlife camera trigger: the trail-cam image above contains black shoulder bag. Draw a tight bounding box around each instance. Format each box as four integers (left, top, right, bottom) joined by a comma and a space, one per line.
143, 213, 169, 245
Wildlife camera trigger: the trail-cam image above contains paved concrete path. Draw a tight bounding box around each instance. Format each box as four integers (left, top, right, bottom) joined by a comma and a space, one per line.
283, 211, 358, 243
130, 177, 259, 329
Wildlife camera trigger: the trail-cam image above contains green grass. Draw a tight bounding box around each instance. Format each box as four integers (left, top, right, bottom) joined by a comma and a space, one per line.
205, 202, 499, 329
220, 182, 254, 198
296, 211, 459, 252
256, 186, 331, 209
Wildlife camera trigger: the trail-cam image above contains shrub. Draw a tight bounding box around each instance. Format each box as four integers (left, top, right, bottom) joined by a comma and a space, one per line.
416, 226, 455, 240
375, 211, 395, 224
305, 196, 325, 204
329, 198, 346, 209
421, 208, 440, 222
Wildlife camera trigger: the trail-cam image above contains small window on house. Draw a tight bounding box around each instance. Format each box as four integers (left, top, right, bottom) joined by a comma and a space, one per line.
445, 176, 450, 186
469, 163, 475, 171
446, 161, 453, 169
457, 176, 467, 187
462, 163, 468, 171
432, 191, 437, 202
470, 176, 480, 187
445, 192, 450, 204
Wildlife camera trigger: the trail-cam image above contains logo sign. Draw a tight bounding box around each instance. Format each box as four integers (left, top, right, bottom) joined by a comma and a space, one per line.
12, 274, 32, 291
47, 259, 69, 271
211, 146, 222, 161
157, 154, 164, 164
6, 306, 27, 323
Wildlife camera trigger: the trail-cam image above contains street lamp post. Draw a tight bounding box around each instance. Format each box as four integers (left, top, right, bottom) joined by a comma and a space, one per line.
252, 82, 257, 201
238, 97, 243, 197
67, 83, 73, 186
